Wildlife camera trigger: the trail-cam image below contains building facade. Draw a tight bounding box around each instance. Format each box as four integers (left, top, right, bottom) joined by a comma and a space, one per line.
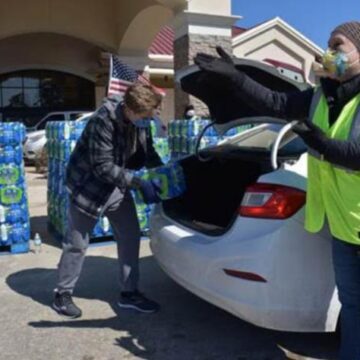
0, 1, 322, 126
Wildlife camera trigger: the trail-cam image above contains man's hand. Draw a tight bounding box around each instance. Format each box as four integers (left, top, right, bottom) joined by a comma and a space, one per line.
194, 46, 238, 79
139, 179, 162, 204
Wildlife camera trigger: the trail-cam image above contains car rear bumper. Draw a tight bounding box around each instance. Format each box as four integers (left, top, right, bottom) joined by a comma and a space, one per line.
150, 205, 340, 332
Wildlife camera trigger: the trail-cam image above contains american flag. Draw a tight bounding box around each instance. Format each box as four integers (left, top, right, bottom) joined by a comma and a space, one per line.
107, 55, 166, 97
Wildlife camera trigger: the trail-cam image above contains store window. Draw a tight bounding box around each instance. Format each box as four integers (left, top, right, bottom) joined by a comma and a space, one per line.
0, 70, 95, 127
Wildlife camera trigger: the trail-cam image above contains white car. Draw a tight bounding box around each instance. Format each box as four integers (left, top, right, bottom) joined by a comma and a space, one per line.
150, 59, 341, 333
23, 112, 93, 161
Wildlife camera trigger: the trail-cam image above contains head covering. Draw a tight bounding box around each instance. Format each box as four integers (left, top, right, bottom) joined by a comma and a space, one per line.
331, 21, 360, 52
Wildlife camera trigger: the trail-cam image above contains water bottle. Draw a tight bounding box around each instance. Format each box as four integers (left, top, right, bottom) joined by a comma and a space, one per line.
150, 121, 157, 138
33, 233, 42, 254
13, 123, 23, 144
3, 145, 15, 164
182, 136, 189, 154
181, 119, 188, 138
73, 121, 86, 140
63, 140, 72, 161
9, 223, 23, 243
14, 145, 23, 165
45, 122, 51, 141
173, 136, 181, 157
52, 122, 58, 142
102, 216, 110, 234
2, 123, 12, 146
0, 223, 8, 243
199, 137, 208, 150
6, 204, 22, 224
48, 122, 55, 140
92, 221, 102, 237
70, 140, 76, 155
0, 205, 6, 223
63, 121, 71, 140
168, 121, 173, 137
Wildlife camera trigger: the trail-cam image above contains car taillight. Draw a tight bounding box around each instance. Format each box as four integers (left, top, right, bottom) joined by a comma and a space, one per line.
239, 183, 305, 219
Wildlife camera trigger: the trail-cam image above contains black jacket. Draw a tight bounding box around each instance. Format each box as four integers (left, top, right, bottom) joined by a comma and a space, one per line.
66, 97, 163, 219
230, 72, 360, 170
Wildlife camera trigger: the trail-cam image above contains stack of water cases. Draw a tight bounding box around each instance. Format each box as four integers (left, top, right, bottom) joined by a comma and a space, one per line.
46, 121, 113, 240
0, 123, 30, 254
149, 121, 170, 163
168, 119, 252, 159
130, 123, 171, 233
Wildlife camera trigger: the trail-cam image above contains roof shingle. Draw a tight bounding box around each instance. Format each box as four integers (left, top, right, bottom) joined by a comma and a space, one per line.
149, 25, 247, 55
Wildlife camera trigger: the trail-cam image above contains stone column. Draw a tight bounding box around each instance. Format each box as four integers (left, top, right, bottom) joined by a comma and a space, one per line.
173, 12, 239, 119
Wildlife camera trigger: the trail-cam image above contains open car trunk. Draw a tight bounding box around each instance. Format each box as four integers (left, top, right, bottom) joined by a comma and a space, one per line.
162, 58, 310, 235
163, 152, 272, 235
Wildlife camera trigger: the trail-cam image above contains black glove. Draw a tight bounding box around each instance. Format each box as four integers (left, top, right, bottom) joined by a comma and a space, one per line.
194, 46, 239, 79
139, 179, 162, 204
293, 120, 327, 151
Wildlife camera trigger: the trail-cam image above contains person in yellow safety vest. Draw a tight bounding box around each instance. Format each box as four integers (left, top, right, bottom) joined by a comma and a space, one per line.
195, 21, 360, 360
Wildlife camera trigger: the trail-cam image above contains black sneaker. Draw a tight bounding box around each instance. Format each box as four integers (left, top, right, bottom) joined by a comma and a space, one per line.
53, 291, 82, 318
117, 290, 160, 313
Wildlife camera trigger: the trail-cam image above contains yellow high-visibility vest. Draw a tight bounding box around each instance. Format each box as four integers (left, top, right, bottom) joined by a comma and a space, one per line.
305, 87, 360, 244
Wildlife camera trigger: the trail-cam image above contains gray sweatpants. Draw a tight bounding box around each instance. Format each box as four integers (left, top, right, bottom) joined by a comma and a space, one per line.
56, 189, 141, 294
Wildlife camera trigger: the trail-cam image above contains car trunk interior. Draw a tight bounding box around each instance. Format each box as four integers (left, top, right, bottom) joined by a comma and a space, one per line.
162, 152, 273, 235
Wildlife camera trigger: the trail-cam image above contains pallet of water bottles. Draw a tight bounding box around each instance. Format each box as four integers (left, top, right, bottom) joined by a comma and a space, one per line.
46, 120, 114, 243
167, 119, 252, 159
0, 122, 30, 254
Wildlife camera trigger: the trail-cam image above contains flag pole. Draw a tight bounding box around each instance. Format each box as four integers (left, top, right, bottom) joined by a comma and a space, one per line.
107, 54, 113, 96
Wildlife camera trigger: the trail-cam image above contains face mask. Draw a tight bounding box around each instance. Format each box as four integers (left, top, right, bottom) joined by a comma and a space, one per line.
186, 110, 195, 118
322, 48, 358, 77
133, 118, 150, 128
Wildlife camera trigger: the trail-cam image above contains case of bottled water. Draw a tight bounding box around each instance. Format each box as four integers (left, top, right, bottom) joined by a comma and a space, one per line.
167, 119, 253, 159
0, 122, 30, 253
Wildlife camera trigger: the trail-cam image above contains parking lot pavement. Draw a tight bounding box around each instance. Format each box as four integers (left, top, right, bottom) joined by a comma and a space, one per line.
0, 167, 339, 360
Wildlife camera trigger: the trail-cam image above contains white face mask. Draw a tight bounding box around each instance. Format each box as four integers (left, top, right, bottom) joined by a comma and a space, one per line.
186, 110, 195, 118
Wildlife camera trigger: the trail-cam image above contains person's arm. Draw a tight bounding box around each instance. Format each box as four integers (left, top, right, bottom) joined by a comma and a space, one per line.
322, 139, 360, 170
309, 136, 360, 170
144, 127, 163, 169
295, 122, 360, 170
194, 46, 314, 120
87, 115, 141, 188
230, 73, 314, 120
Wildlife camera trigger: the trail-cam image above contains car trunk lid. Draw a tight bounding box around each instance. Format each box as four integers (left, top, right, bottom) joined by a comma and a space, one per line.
177, 58, 310, 134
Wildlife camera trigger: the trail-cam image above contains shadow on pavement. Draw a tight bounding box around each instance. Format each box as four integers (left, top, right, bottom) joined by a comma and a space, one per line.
6, 253, 341, 360
6, 254, 292, 360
